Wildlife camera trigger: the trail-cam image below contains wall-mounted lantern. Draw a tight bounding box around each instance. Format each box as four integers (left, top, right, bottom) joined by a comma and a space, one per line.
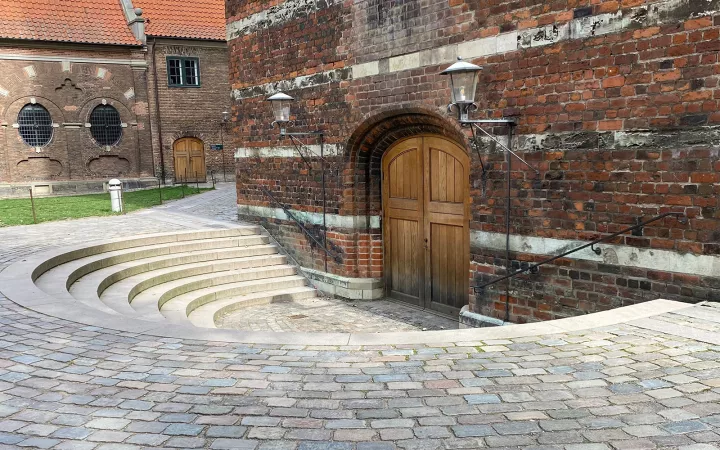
440, 58, 482, 122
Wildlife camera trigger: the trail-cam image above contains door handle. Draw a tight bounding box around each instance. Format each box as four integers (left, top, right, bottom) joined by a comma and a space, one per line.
424, 238, 429, 250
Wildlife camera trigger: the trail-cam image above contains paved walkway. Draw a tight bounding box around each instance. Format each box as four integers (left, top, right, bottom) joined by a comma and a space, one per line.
0, 184, 719, 449
218, 297, 458, 332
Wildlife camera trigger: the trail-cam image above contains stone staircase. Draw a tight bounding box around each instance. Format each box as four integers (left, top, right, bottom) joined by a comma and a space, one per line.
31, 227, 319, 329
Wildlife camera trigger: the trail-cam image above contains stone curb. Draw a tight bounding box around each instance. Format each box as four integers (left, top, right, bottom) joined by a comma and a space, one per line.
0, 229, 693, 345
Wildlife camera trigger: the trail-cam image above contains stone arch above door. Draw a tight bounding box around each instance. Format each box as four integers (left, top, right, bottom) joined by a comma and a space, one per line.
343, 105, 470, 220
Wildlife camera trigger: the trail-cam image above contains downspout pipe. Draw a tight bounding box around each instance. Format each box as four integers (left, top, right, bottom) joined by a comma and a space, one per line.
150, 38, 166, 183
505, 126, 512, 323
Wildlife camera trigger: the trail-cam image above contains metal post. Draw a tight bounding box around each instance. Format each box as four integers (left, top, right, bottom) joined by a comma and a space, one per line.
320, 133, 328, 272
195, 172, 199, 193
120, 184, 126, 214
181, 175, 185, 198
504, 126, 513, 323
158, 177, 163, 205
220, 123, 227, 182
29, 189, 37, 224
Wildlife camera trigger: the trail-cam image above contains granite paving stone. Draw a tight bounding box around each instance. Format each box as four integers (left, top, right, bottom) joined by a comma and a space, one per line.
0, 186, 717, 448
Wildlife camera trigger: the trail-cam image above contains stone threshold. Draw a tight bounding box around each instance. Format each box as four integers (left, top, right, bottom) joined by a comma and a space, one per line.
0, 228, 694, 346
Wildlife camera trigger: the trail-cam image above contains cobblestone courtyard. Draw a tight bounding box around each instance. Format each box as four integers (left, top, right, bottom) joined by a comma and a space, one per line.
218, 297, 459, 332
0, 185, 719, 449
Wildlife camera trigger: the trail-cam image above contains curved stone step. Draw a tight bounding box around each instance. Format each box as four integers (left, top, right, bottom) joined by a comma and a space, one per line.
36, 234, 267, 297
34, 226, 260, 284
188, 286, 319, 328
23, 226, 324, 332
156, 266, 299, 309
67, 244, 278, 315
100, 254, 289, 318
159, 275, 309, 322
131, 266, 300, 319
80, 235, 270, 286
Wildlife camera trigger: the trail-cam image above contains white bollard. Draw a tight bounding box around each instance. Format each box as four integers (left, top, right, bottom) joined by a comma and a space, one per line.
108, 179, 123, 213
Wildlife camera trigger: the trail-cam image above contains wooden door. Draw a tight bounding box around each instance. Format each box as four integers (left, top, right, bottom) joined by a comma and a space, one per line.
173, 137, 206, 183
382, 136, 469, 315
382, 138, 424, 306
423, 136, 470, 316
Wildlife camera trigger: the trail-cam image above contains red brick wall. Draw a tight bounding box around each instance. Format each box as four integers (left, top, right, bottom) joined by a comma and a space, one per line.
147, 39, 233, 182
0, 44, 153, 184
470, 143, 720, 322
230, 0, 720, 320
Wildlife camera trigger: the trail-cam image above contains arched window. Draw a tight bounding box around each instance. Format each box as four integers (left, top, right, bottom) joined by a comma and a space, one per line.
18, 104, 53, 147
89, 104, 123, 146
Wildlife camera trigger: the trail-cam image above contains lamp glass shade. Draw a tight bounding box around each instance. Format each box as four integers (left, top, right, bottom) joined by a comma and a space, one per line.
222, 111, 230, 122
267, 93, 294, 123
449, 71, 479, 104
271, 100, 291, 122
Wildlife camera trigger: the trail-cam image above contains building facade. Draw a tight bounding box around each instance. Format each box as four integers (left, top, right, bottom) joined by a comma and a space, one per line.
0, 0, 230, 197
229, 0, 720, 323
139, 0, 234, 184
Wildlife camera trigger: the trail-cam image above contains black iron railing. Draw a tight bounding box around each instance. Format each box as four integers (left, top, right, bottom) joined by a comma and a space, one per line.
473, 212, 687, 292
253, 183, 342, 262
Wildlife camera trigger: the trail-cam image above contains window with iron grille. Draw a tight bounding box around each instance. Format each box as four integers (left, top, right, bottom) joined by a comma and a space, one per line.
89, 105, 123, 146
18, 104, 53, 147
167, 57, 200, 87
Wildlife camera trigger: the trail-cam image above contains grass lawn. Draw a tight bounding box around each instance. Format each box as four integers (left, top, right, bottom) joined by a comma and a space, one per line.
0, 186, 212, 227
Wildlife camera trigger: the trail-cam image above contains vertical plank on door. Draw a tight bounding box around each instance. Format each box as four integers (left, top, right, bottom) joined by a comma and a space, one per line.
383, 139, 423, 306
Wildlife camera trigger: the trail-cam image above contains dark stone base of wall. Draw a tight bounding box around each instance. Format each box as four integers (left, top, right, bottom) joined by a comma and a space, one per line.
0, 178, 159, 198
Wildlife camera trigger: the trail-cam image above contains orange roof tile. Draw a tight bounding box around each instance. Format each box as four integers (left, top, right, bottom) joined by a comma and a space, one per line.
135, 0, 225, 41
0, 0, 141, 46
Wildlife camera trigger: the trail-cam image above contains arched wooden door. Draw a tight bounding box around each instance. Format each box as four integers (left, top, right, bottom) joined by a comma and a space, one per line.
382, 135, 470, 316
173, 137, 206, 183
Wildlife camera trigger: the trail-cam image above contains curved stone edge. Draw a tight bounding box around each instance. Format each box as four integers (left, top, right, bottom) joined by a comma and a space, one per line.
0, 231, 694, 345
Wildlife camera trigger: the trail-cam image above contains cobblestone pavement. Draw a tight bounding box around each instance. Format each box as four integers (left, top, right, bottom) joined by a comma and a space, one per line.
154, 182, 241, 224
218, 298, 459, 332
1, 185, 720, 449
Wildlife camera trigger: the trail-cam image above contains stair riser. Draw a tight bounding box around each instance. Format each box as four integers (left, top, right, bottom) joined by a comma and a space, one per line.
125, 255, 288, 301
98, 250, 282, 296
186, 278, 310, 314
32, 227, 259, 281
158, 267, 298, 308
67, 237, 271, 288
211, 291, 318, 323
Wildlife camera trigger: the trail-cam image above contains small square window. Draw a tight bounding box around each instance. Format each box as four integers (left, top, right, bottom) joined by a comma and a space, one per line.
167, 57, 200, 87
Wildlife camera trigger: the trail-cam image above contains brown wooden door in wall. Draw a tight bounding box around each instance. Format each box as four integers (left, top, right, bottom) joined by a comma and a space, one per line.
382, 136, 470, 316
173, 137, 206, 183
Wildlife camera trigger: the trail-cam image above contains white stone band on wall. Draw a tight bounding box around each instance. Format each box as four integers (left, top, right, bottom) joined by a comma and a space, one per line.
237, 204, 381, 230
235, 144, 342, 158
471, 230, 720, 279
237, 205, 720, 278
227, 0, 342, 40
0, 53, 148, 67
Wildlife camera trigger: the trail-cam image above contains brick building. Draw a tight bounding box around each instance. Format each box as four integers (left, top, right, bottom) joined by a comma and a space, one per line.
140, 0, 233, 184
0, 0, 230, 197
229, 0, 720, 324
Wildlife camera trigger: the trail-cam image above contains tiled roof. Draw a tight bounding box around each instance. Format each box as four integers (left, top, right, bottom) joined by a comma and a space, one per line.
0, 0, 141, 46
136, 0, 226, 41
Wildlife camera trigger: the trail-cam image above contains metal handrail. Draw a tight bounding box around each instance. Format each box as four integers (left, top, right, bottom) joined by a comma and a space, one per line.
472, 212, 687, 292
254, 183, 342, 260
